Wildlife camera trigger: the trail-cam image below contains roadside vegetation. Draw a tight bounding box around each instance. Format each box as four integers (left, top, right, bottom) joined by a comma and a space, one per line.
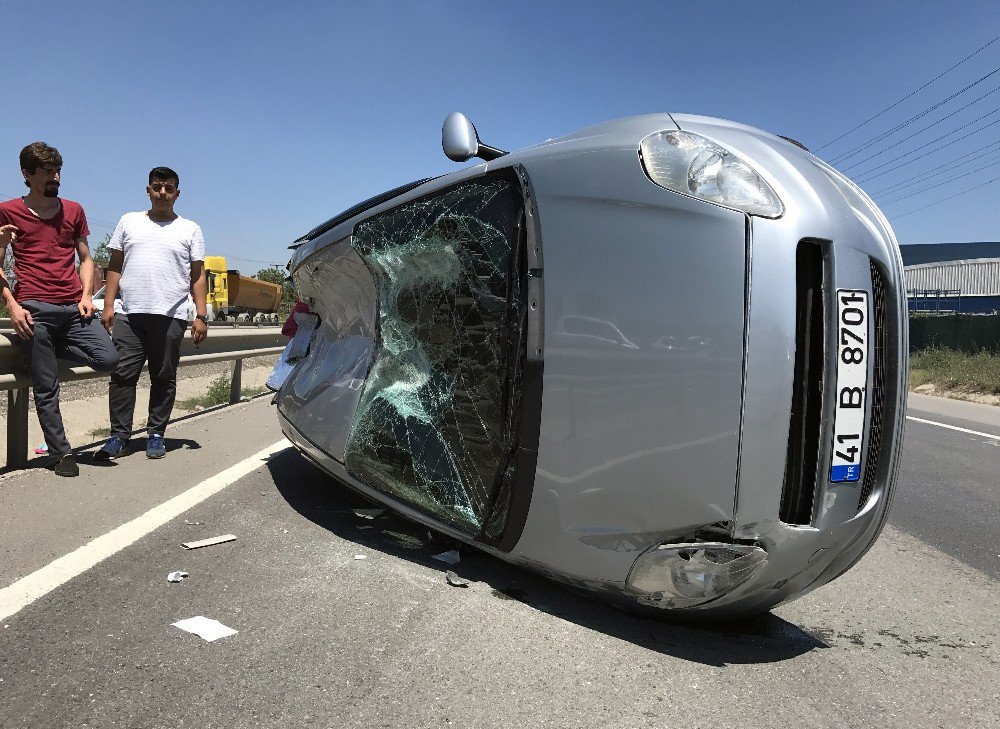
177, 372, 266, 410
910, 346, 1000, 397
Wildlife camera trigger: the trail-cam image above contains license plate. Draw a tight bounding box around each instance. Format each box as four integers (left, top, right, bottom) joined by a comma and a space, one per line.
830, 289, 869, 483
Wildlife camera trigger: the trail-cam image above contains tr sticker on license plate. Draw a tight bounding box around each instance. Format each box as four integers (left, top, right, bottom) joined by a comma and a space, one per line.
830, 289, 869, 483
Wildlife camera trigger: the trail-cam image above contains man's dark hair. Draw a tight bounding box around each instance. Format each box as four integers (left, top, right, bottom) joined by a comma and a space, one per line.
20, 142, 62, 187
149, 166, 179, 186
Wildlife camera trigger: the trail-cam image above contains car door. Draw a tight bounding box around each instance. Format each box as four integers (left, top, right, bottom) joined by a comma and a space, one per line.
282, 168, 536, 541
343, 169, 531, 537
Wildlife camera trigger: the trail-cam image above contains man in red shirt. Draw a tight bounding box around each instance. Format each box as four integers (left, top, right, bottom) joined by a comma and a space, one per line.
0, 142, 118, 476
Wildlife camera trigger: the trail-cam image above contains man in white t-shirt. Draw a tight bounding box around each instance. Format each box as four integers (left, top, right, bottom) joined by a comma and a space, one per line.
96, 166, 209, 460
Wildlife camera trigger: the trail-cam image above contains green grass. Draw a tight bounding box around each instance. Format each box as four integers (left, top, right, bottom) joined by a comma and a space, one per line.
88, 426, 112, 439
177, 373, 266, 410
909, 346, 1000, 396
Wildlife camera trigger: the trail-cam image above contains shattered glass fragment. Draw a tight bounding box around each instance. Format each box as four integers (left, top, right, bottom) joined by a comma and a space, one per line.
432, 550, 461, 565
483, 462, 517, 540
345, 173, 526, 533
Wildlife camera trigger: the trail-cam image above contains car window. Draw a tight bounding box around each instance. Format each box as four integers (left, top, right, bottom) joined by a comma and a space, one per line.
343, 170, 527, 534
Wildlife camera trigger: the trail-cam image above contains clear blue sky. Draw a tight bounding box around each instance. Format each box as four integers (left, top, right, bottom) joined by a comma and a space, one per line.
4, 1, 999, 269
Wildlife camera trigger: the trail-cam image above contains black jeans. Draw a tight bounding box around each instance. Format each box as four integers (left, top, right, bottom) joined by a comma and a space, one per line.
20, 301, 119, 456
108, 313, 186, 439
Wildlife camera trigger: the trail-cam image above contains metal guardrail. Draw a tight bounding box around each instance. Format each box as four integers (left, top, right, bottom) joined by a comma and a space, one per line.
1, 327, 286, 469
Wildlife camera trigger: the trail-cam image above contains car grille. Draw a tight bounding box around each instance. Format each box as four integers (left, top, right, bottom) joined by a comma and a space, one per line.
858, 259, 887, 511
781, 239, 826, 525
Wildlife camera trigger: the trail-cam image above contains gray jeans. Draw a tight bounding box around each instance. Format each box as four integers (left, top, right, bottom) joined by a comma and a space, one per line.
20, 301, 119, 456
109, 313, 187, 439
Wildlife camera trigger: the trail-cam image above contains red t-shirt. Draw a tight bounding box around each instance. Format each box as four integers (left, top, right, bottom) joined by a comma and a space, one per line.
281, 300, 312, 337
0, 197, 89, 303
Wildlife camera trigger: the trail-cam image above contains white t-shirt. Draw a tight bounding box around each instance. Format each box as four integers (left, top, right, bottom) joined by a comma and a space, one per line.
108, 212, 206, 319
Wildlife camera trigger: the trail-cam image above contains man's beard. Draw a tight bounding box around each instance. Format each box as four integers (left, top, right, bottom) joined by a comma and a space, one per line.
43, 183, 59, 198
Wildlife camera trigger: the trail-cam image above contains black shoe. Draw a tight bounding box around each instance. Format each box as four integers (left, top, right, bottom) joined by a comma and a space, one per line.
54, 454, 79, 477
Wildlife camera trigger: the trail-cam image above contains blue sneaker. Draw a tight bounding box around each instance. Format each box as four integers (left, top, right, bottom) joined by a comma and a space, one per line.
146, 433, 166, 459
94, 436, 130, 461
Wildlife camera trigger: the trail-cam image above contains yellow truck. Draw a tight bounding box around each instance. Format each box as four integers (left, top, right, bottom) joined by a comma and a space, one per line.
205, 255, 283, 322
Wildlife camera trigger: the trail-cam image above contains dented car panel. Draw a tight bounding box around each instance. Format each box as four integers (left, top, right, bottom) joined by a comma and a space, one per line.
277, 112, 906, 618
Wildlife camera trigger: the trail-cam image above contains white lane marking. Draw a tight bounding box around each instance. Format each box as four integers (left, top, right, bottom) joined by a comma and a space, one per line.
906, 416, 1000, 442
0, 439, 290, 622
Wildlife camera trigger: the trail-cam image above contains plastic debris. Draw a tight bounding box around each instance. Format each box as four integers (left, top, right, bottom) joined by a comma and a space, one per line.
352, 508, 386, 520
354, 554, 367, 560
432, 550, 460, 565
181, 534, 236, 550
194, 405, 205, 412
167, 571, 189, 583
446, 571, 470, 587
34, 443, 48, 455
171, 616, 238, 642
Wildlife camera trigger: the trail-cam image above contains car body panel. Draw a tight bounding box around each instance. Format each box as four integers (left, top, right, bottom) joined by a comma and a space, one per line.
507, 146, 747, 584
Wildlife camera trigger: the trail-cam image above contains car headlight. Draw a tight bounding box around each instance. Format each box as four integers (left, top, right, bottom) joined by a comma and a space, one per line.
640, 131, 783, 218
626, 542, 767, 609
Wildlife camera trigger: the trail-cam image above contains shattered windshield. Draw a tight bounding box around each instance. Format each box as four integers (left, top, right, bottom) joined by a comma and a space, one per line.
344, 171, 526, 534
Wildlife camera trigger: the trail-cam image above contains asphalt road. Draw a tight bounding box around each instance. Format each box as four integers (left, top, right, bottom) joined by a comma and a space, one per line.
0, 396, 997, 728
893, 393, 1000, 578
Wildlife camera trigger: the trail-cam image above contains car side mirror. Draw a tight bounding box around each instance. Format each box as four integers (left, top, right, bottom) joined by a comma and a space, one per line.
442, 112, 507, 162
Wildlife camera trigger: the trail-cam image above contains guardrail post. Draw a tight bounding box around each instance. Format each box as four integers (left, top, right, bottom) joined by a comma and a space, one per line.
7, 386, 30, 468
230, 358, 243, 404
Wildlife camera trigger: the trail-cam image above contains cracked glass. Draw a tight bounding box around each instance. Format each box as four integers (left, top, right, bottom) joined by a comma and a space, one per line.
345, 172, 526, 534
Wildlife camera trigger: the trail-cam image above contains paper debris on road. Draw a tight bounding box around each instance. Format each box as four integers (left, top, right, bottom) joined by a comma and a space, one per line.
167, 571, 189, 583
172, 616, 238, 642
432, 550, 460, 565
181, 534, 237, 550
446, 571, 470, 587
352, 508, 386, 520
354, 554, 367, 560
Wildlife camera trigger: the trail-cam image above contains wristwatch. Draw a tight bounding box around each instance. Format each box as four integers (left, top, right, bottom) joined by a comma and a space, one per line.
195, 314, 209, 324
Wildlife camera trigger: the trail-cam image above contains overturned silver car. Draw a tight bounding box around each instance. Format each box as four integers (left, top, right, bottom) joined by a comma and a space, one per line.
277, 112, 907, 618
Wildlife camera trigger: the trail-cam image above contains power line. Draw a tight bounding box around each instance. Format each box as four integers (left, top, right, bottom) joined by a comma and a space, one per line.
878, 157, 1000, 204
889, 175, 1000, 220
222, 254, 286, 267
856, 132, 1000, 183
843, 104, 1000, 171
869, 141, 1000, 195
817, 35, 1000, 151
829, 74, 1000, 165
853, 114, 1000, 179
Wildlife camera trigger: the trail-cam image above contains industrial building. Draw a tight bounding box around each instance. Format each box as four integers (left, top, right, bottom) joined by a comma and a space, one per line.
900, 242, 1000, 314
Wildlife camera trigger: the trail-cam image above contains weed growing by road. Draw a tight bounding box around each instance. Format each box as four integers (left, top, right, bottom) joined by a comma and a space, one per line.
910, 347, 1000, 395
178, 373, 266, 410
